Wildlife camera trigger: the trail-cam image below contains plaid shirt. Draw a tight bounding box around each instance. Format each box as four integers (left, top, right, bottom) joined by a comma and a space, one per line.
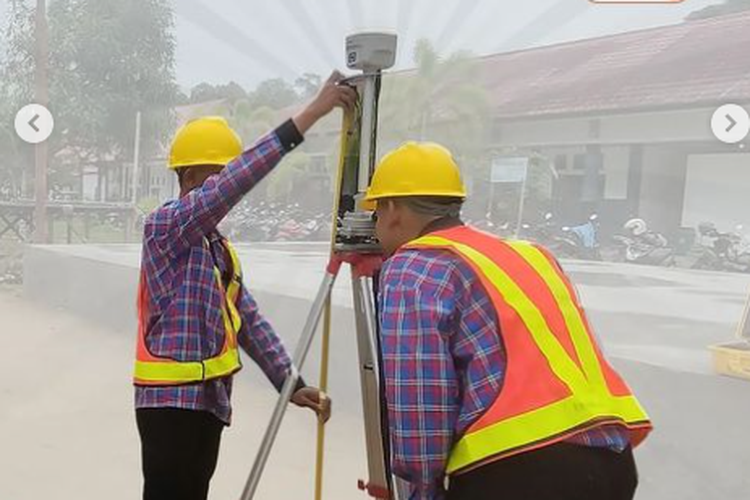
379, 233, 631, 500
135, 124, 302, 425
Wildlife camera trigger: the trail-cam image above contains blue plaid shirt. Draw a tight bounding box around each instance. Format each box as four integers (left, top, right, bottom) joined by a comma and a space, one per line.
379, 236, 630, 500
135, 124, 303, 424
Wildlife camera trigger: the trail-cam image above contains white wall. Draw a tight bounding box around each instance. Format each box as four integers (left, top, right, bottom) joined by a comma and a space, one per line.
494, 106, 734, 148
603, 146, 629, 200
683, 153, 750, 232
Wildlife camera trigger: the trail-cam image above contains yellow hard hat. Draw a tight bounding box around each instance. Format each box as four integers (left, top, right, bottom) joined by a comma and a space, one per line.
362, 142, 466, 210
168, 117, 243, 170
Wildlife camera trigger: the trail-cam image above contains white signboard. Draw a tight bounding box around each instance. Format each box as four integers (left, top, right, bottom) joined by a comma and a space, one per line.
491, 157, 529, 184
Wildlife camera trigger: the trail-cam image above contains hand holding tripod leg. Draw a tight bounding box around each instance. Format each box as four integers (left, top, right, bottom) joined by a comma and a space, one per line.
240, 260, 342, 500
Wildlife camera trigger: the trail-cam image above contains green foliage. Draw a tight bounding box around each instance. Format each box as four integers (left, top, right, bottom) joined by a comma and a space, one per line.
294, 73, 322, 101
0, 2, 35, 198
265, 152, 310, 202
0, 0, 179, 198
189, 81, 246, 104
228, 101, 276, 146
2, 1, 35, 106
246, 78, 299, 110
47, 0, 178, 161
186, 75, 319, 111
523, 152, 554, 219
379, 39, 490, 156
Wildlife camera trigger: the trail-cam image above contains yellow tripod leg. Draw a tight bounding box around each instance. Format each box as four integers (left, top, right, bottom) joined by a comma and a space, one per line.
314, 297, 333, 500
314, 109, 353, 500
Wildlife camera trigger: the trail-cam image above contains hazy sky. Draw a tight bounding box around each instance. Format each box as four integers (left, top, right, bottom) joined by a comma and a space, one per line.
1, 0, 718, 90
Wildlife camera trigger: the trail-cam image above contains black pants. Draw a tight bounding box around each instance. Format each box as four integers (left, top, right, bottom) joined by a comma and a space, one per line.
136, 408, 225, 500
447, 443, 638, 500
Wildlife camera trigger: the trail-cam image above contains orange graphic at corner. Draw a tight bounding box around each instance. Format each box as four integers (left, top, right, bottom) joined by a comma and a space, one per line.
591, 0, 683, 3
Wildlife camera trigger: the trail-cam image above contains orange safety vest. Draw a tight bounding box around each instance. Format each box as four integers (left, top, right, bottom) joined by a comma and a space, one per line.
133, 238, 244, 386
405, 226, 652, 475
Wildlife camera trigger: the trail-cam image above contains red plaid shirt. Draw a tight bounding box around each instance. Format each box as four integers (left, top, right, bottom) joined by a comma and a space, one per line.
135, 124, 302, 424
380, 223, 631, 500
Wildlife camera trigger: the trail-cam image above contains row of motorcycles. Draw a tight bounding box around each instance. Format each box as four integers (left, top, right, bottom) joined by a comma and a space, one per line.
468, 213, 604, 261
223, 201, 333, 242
521, 213, 603, 261
610, 220, 750, 273
221, 202, 750, 274
479, 213, 750, 274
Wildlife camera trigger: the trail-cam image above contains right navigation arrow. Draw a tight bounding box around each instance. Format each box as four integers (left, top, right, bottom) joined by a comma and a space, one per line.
726, 114, 738, 133
712, 104, 749, 144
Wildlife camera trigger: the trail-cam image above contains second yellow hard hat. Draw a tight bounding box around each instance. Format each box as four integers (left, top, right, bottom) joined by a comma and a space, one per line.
363, 142, 466, 210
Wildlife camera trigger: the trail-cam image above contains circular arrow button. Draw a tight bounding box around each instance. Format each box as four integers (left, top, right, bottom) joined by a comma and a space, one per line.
14, 103, 54, 144
711, 104, 749, 145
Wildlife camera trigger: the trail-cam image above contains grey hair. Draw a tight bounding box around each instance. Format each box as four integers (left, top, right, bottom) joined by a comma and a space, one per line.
397, 196, 464, 219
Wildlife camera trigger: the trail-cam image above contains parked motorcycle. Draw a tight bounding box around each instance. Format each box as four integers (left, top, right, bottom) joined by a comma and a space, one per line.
692, 222, 750, 273
612, 234, 676, 266
519, 212, 557, 245
551, 214, 602, 261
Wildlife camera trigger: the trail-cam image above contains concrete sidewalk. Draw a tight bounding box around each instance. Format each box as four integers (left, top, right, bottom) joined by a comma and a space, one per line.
3, 284, 750, 500
0, 288, 369, 500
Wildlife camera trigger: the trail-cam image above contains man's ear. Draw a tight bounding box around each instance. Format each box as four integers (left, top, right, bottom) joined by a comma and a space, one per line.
179, 167, 195, 191
385, 199, 405, 229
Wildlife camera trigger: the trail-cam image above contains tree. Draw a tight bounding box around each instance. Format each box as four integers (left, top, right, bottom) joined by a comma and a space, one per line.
264, 151, 311, 203
0, 1, 36, 199
2, 1, 36, 106
189, 81, 246, 104
229, 99, 277, 144
379, 39, 491, 218
0, 112, 26, 199
379, 39, 489, 152
294, 73, 322, 101
686, 0, 750, 20
247, 78, 299, 110
48, 0, 178, 161
1, 0, 179, 198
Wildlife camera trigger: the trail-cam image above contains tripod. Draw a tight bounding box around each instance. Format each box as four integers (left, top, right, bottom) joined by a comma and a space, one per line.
239, 250, 395, 499
239, 32, 404, 500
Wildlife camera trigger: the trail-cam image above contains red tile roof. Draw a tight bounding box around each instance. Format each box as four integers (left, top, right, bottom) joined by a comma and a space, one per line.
478, 11, 750, 119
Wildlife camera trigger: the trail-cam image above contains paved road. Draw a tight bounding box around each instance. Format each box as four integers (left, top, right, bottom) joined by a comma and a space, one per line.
9, 243, 750, 499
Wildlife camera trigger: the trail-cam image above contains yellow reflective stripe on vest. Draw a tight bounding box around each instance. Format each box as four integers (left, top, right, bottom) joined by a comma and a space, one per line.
223, 239, 243, 334
134, 238, 243, 385
211, 238, 242, 345
135, 345, 241, 384
506, 241, 608, 395
414, 236, 589, 394
446, 394, 648, 473
409, 235, 650, 474
134, 359, 204, 384
214, 265, 242, 336
203, 345, 241, 379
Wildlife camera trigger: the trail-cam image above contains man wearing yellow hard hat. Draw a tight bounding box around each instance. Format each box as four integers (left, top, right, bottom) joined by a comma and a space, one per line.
133, 72, 356, 500
365, 142, 652, 500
